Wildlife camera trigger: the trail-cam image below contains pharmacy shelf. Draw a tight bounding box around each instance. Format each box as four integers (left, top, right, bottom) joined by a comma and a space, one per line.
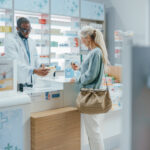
0, 6, 13, 56
50, 15, 80, 70
0, 0, 105, 68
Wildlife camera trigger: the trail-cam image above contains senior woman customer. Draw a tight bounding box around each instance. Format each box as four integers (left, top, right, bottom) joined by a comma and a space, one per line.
70, 26, 109, 150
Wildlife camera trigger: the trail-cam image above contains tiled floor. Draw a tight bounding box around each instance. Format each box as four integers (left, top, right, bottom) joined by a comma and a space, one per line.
82, 145, 120, 150
82, 145, 90, 150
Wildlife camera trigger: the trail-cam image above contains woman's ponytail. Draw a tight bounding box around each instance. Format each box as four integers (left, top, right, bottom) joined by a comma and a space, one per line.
79, 26, 110, 70
94, 29, 110, 69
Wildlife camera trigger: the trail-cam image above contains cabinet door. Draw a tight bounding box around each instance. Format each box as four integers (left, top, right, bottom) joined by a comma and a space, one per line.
0, 109, 23, 150
0, 0, 12, 9
15, 0, 49, 14
81, 0, 104, 21
51, 0, 79, 17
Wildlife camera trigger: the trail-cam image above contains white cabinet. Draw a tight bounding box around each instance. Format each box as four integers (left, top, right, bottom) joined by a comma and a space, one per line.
51, 0, 79, 17
0, 93, 31, 150
15, 0, 49, 13
81, 0, 104, 21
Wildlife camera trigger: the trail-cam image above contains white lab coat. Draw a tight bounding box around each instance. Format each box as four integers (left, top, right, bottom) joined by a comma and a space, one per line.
5, 33, 40, 84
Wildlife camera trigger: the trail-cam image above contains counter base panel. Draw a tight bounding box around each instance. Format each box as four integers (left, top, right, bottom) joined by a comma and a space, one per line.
31, 107, 80, 150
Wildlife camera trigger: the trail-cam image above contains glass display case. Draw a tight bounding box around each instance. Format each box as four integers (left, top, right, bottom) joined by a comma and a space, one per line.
0, 0, 13, 56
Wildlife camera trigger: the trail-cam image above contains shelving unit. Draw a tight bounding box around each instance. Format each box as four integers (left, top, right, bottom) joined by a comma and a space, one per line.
114, 30, 123, 66
0, 0, 13, 56
50, 15, 80, 70
114, 30, 134, 66
0, 0, 105, 68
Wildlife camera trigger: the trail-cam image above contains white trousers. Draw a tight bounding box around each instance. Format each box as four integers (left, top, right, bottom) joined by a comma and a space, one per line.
82, 114, 105, 150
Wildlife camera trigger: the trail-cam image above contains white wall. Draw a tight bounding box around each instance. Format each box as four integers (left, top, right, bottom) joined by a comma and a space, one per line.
95, 0, 149, 64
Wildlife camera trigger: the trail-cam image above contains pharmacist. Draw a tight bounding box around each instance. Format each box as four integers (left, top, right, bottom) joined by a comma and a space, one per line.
5, 17, 49, 91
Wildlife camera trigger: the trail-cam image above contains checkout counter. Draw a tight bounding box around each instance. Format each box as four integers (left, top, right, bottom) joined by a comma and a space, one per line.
0, 58, 122, 150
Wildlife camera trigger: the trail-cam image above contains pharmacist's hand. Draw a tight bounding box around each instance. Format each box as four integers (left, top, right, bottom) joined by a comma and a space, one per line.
33, 65, 49, 76
71, 63, 79, 71
70, 78, 76, 83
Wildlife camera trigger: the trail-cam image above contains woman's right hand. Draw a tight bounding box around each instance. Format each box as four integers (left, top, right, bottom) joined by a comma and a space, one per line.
71, 62, 79, 70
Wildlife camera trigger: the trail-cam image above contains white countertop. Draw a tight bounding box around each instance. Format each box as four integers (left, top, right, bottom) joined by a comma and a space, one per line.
23, 86, 63, 95
40, 76, 72, 83
0, 92, 31, 108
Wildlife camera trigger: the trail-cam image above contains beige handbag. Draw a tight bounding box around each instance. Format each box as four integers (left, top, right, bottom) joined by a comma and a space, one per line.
76, 76, 112, 114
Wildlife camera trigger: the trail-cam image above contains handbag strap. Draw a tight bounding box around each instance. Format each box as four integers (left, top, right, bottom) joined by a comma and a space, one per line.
104, 72, 109, 91
100, 52, 109, 91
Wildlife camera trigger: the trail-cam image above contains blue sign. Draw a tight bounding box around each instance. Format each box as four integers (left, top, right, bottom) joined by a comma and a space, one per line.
52, 93, 60, 98
0, 109, 23, 150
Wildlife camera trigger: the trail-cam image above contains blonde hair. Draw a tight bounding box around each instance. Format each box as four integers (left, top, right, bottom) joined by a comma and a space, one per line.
79, 26, 110, 69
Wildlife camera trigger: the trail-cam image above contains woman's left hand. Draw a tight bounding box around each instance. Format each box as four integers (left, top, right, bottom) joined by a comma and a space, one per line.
70, 78, 76, 83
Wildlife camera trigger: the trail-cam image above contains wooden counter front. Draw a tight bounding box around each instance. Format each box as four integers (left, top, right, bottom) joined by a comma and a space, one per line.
31, 107, 80, 150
